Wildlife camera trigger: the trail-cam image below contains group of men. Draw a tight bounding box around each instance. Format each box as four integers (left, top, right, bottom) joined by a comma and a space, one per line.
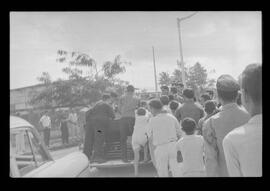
83, 85, 140, 163
39, 108, 82, 148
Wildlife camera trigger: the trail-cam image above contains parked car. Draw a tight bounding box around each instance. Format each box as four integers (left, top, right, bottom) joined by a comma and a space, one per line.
10, 115, 91, 177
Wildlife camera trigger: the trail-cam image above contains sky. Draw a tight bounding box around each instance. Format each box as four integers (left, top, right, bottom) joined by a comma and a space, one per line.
10, 11, 262, 91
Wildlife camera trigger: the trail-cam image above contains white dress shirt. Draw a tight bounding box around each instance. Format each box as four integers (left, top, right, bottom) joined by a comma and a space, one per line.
39, 115, 51, 128
223, 114, 262, 177
146, 113, 182, 146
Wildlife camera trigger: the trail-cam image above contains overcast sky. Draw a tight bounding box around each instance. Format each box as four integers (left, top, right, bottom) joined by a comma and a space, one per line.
10, 11, 262, 91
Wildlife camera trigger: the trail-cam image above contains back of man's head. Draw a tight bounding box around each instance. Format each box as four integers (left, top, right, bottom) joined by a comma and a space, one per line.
169, 100, 179, 111
149, 99, 163, 110
160, 95, 170, 106
102, 94, 111, 101
201, 94, 211, 102
204, 100, 217, 115
126, 85, 135, 93
183, 88, 195, 99
241, 64, 262, 104
136, 107, 146, 116
170, 87, 178, 94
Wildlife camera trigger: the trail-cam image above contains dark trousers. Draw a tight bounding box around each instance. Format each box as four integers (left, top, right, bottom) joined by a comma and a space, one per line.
43, 127, 50, 147
61, 125, 69, 144
92, 119, 110, 160
83, 123, 95, 160
120, 117, 135, 160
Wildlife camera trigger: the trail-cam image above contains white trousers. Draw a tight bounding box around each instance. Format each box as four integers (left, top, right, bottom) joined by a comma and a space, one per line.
154, 141, 178, 177
174, 163, 207, 177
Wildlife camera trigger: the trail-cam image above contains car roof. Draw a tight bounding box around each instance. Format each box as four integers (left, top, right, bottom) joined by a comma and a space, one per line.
10, 116, 33, 129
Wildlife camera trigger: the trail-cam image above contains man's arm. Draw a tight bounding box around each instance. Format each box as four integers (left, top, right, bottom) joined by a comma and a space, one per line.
223, 136, 242, 177
174, 117, 182, 139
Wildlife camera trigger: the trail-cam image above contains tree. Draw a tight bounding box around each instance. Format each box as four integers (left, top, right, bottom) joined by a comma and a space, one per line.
29, 50, 131, 108
159, 72, 172, 86
37, 72, 51, 84
186, 62, 208, 90
102, 55, 131, 80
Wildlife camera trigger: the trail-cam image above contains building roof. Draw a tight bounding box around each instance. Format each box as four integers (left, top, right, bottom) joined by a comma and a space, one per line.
10, 84, 46, 92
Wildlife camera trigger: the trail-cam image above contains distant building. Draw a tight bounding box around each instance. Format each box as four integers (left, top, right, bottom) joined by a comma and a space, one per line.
10, 84, 47, 113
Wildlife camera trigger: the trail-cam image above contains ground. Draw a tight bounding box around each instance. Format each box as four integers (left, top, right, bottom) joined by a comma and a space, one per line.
50, 146, 158, 177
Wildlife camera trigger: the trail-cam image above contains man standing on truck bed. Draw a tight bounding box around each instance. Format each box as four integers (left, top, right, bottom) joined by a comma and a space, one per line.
83, 94, 115, 163
118, 85, 140, 162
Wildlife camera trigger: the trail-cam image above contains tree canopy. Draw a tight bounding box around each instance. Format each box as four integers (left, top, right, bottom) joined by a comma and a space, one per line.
29, 50, 131, 108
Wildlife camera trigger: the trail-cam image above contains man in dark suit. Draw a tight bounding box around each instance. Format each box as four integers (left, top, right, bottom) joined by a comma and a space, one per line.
83, 94, 115, 163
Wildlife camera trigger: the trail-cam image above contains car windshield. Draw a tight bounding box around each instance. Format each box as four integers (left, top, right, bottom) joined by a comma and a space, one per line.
10, 128, 50, 177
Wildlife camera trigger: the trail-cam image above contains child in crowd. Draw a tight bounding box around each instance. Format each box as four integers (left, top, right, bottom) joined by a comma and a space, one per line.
176, 118, 206, 177
132, 107, 150, 177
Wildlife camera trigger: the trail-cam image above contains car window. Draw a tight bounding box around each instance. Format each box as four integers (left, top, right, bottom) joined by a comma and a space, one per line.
10, 128, 50, 177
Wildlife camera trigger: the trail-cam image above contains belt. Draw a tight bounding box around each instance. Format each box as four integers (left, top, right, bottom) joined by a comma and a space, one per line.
155, 139, 177, 147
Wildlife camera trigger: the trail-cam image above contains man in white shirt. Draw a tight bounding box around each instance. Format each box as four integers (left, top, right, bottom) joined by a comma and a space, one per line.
146, 99, 182, 177
39, 111, 51, 147
223, 64, 262, 177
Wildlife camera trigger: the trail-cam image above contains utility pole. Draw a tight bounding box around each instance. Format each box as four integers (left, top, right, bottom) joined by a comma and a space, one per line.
177, 12, 198, 87
152, 46, 158, 92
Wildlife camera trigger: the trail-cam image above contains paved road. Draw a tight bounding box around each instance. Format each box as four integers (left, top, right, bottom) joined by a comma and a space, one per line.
50, 146, 158, 177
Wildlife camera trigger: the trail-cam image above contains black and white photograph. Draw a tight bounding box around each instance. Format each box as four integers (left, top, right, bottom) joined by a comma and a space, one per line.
10, 11, 262, 177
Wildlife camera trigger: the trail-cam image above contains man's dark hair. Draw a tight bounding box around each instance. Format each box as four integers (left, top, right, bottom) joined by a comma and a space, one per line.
241, 64, 262, 104
183, 88, 194, 99
217, 89, 238, 102
204, 100, 217, 115
236, 91, 242, 106
201, 94, 211, 102
102, 94, 111, 101
169, 101, 179, 111
176, 82, 184, 88
168, 94, 175, 102
127, 85, 135, 93
206, 90, 214, 98
170, 87, 178, 94
161, 85, 169, 91
181, 118, 196, 135
160, 95, 170, 106
140, 101, 147, 107
149, 99, 163, 110
137, 107, 146, 116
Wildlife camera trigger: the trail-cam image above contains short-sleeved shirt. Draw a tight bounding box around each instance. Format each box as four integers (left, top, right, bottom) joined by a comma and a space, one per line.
146, 113, 182, 146
68, 113, 78, 123
175, 101, 204, 124
176, 135, 205, 173
202, 103, 250, 177
39, 115, 51, 128
119, 94, 140, 118
223, 114, 262, 177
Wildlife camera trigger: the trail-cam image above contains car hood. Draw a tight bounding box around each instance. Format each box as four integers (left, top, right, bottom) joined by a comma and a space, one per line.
24, 152, 89, 177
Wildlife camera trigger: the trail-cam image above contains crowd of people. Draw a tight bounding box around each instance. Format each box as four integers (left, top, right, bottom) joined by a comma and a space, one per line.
39, 63, 261, 177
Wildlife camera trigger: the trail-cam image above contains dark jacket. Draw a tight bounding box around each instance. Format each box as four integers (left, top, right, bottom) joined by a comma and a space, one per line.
86, 101, 115, 122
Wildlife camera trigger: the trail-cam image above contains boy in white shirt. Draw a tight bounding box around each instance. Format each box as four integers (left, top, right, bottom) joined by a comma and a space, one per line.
132, 107, 150, 176
176, 117, 206, 177
146, 99, 182, 177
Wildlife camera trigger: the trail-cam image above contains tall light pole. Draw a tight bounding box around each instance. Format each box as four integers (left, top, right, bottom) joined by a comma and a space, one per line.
152, 46, 158, 92
177, 12, 198, 87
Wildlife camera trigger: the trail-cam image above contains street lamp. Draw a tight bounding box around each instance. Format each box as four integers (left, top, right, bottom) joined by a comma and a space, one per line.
177, 12, 198, 87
